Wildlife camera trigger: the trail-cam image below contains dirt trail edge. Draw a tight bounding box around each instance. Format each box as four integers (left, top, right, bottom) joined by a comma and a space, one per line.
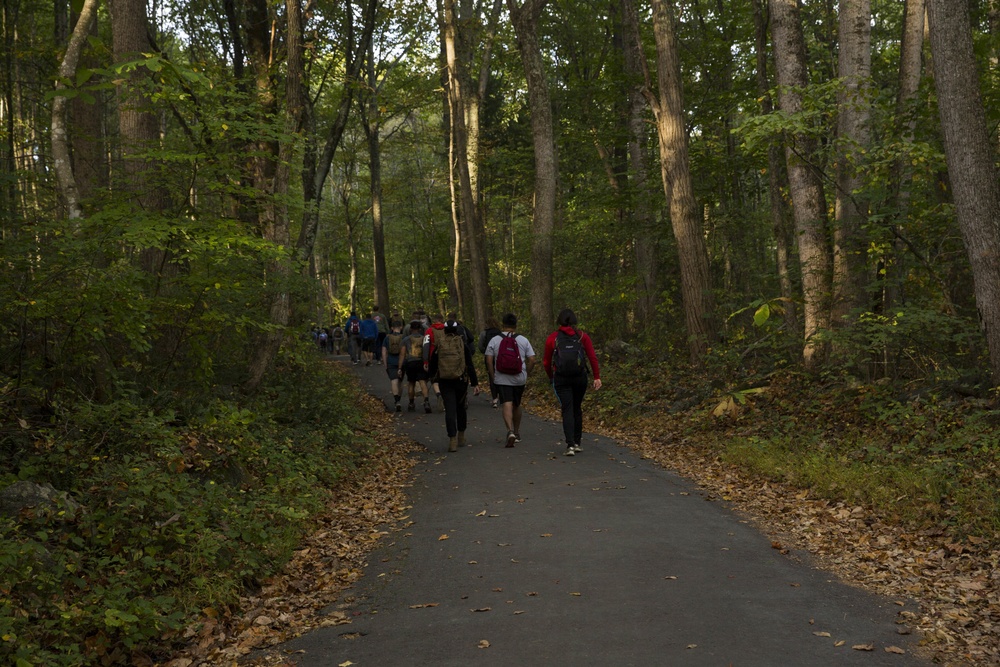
280, 361, 927, 666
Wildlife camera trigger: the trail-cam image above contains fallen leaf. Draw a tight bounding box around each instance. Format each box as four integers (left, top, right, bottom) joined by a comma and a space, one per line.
813, 631, 831, 637
570, 592, 581, 596
540, 533, 552, 538
885, 646, 906, 655
478, 640, 490, 649
492, 588, 503, 592
339, 662, 354, 667
663, 576, 678, 580
468, 561, 478, 565
471, 607, 492, 612
526, 592, 538, 596
686, 644, 697, 649
476, 510, 486, 517
834, 640, 846, 647
514, 610, 525, 615
408, 603, 439, 609
438, 534, 449, 541
852, 644, 874, 651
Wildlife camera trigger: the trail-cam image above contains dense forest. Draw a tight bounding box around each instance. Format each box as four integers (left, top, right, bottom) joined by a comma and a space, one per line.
3, 0, 1000, 663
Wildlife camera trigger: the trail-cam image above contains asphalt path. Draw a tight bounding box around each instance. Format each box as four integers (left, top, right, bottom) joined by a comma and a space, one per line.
282, 358, 927, 666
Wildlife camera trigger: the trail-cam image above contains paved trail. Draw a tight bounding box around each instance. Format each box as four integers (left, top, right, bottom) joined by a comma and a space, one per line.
284, 359, 926, 666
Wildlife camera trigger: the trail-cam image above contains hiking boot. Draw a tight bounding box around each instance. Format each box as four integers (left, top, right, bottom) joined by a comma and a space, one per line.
424, 400, 432, 414
505, 431, 516, 448
563, 445, 575, 457
572, 444, 582, 453
457, 432, 466, 447
448, 437, 458, 453
408, 401, 415, 412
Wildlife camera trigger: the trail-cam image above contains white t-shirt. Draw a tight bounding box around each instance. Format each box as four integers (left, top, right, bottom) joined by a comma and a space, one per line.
485, 333, 535, 386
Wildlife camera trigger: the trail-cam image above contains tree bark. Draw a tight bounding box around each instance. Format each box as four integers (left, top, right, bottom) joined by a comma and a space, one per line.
926, 0, 1000, 384
769, 0, 832, 369
52, 0, 98, 220
507, 0, 555, 342
752, 0, 797, 331
362, 39, 391, 314
647, 0, 716, 362
831, 0, 871, 324
446, 0, 492, 332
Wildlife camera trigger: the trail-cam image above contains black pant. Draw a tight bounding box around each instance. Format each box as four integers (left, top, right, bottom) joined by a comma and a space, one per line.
553, 375, 588, 445
439, 378, 470, 437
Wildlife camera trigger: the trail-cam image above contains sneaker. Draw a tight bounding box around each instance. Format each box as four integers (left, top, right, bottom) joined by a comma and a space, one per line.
424, 401, 432, 414
505, 431, 516, 448
408, 402, 415, 412
563, 446, 575, 457
514, 433, 521, 443
491, 398, 498, 409
395, 403, 402, 413
572, 444, 582, 453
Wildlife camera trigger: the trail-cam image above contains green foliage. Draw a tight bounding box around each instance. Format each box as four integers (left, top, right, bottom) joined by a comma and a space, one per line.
0, 353, 369, 665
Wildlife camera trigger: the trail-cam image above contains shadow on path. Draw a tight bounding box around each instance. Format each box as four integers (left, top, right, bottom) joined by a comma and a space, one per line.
283, 359, 926, 666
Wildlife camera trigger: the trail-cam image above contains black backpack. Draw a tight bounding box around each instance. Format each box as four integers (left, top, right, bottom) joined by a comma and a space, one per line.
553, 330, 586, 377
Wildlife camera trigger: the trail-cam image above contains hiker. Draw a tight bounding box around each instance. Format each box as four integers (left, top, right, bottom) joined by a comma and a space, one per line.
484, 313, 536, 448
400, 320, 432, 413
373, 305, 389, 364
429, 319, 480, 452
345, 311, 362, 364
317, 327, 329, 353
360, 312, 378, 366
422, 313, 446, 411
478, 316, 503, 409
383, 319, 406, 412
543, 308, 602, 457
447, 311, 476, 355
330, 324, 345, 355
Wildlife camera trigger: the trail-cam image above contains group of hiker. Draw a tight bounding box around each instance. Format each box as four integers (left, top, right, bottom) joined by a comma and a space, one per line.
330, 307, 601, 458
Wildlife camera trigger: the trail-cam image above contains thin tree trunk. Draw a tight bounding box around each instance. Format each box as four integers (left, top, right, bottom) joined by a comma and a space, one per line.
769, 0, 832, 369
621, 0, 658, 326
1, 0, 17, 234
926, 0, 1000, 385
51, 0, 98, 220
647, 0, 715, 362
752, 0, 796, 331
362, 40, 391, 314
507, 0, 555, 342
831, 0, 871, 324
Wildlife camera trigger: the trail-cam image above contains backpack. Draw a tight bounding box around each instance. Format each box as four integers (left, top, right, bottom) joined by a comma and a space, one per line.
387, 333, 403, 355
349, 319, 360, 335
436, 333, 466, 380
408, 336, 424, 359
553, 330, 586, 377
494, 333, 523, 375
479, 327, 501, 355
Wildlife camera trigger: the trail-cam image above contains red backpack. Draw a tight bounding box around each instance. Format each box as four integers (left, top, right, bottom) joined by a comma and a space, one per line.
494, 333, 523, 375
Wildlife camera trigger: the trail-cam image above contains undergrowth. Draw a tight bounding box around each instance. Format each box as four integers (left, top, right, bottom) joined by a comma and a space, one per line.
0, 348, 369, 666
538, 357, 1000, 545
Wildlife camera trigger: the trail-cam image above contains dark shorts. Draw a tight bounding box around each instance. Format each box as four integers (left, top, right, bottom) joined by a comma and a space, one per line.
496, 384, 525, 407
386, 364, 401, 380
403, 360, 428, 382
362, 338, 377, 352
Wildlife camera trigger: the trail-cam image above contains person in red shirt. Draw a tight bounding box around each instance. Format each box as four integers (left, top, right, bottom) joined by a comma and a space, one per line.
542, 308, 602, 457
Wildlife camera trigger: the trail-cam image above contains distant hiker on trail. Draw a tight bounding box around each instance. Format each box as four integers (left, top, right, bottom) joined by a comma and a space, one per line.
422, 313, 446, 412
345, 311, 362, 364
429, 319, 480, 452
485, 313, 535, 448
478, 316, 503, 409
373, 305, 388, 364
543, 308, 602, 457
400, 320, 432, 413
330, 324, 345, 355
360, 312, 378, 366
383, 319, 406, 412
317, 327, 329, 353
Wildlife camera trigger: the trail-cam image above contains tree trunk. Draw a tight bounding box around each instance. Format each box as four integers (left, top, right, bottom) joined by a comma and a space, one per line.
110, 0, 171, 277
831, 0, 872, 324
445, 0, 492, 331
926, 0, 1000, 385
647, 0, 715, 362
507, 0, 555, 342
363, 41, 391, 314
769, 0, 832, 369
51, 0, 98, 220
752, 0, 796, 331
621, 0, 658, 327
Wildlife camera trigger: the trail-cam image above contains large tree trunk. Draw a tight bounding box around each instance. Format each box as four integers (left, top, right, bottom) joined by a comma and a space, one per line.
445, 0, 492, 331
831, 0, 872, 324
621, 0, 658, 327
926, 0, 1000, 385
110, 0, 171, 278
752, 0, 796, 331
647, 0, 715, 362
51, 0, 98, 220
769, 0, 832, 369
507, 0, 555, 342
